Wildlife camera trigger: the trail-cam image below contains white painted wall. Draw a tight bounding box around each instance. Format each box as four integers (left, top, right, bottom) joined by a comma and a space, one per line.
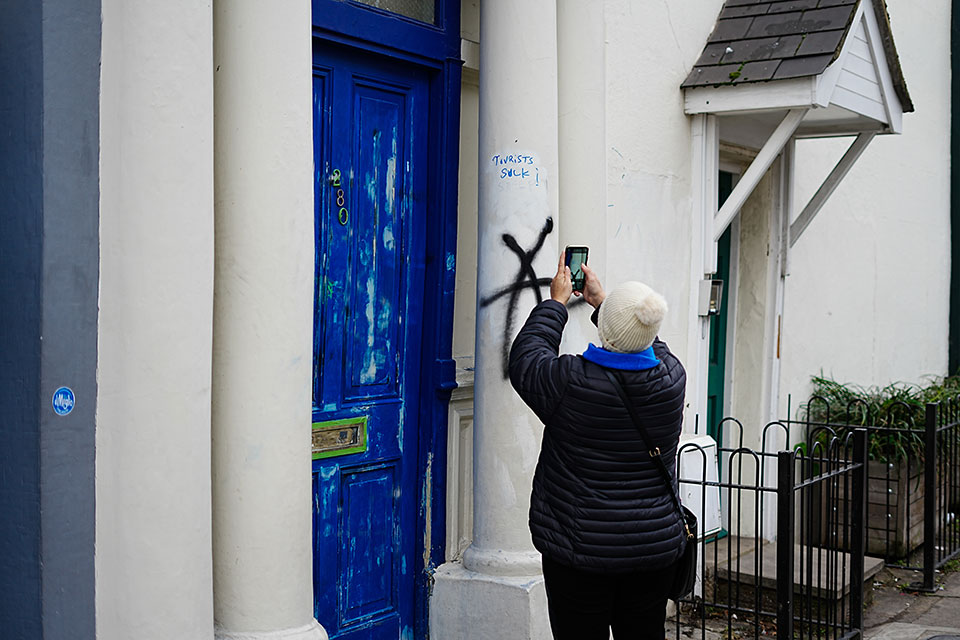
780, 0, 951, 420
601, 1, 727, 441
602, 0, 724, 357
97, 1, 215, 638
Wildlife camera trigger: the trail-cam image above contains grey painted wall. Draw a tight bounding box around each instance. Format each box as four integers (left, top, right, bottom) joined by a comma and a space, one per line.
0, 1, 100, 637
39, 0, 101, 638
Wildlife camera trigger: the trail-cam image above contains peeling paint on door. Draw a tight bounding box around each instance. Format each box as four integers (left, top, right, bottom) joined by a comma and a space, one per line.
311, 43, 429, 639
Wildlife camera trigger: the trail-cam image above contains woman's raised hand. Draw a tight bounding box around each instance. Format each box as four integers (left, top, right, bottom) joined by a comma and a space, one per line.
578, 262, 606, 309
550, 252, 573, 304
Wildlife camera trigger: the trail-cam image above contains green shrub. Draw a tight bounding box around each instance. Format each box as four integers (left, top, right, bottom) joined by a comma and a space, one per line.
799, 374, 960, 462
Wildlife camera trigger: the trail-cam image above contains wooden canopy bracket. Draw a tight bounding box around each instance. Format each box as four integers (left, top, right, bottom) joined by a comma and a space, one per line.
788, 132, 876, 248
714, 109, 808, 242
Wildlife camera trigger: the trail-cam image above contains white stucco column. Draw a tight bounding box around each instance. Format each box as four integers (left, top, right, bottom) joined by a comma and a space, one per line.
211, 2, 326, 640
468, 0, 560, 576
431, 1, 558, 638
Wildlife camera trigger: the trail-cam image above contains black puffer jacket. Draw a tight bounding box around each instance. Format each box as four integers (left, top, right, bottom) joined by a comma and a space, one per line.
509, 299, 687, 573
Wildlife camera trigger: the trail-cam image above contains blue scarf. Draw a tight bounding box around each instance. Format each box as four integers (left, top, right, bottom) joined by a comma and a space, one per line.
581, 343, 660, 371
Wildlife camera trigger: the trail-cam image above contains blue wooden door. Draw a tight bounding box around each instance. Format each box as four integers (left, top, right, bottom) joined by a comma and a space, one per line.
312, 43, 428, 640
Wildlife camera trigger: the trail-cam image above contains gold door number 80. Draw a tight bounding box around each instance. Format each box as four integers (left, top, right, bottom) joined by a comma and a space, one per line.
331, 169, 348, 225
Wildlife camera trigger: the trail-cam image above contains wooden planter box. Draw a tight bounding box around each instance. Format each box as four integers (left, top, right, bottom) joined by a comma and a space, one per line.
864, 459, 925, 558
813, 459, 925, 559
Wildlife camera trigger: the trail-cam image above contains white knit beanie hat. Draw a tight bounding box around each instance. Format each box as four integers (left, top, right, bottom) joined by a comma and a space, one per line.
597, 281, 668, 353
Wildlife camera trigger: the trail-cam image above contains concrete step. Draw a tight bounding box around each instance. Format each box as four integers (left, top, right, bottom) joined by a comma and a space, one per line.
704, 536, 884, 602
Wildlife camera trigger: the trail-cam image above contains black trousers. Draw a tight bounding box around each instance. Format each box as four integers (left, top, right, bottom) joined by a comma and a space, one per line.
541, 555, 678, 640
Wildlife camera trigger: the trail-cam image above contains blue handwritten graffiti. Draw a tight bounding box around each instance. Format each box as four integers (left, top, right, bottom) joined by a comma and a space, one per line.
491, 154, 541, 186
491, 154, 535, 165
501, 167, 531, 179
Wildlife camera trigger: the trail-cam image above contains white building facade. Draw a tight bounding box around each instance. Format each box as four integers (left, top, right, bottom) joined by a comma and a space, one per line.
0, 1, 951, 639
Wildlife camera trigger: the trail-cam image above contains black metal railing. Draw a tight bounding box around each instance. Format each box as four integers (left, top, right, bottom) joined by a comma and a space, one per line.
917, 397, 960, 590
782, 430, 867, 640
671, 427, 868, 640
784, 396, 960, 590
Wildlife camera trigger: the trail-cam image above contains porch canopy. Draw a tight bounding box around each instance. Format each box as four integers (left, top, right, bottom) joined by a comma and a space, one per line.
682, 0, 912, 268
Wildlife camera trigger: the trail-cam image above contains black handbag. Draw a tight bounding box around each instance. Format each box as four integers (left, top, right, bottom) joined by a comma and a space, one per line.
603, 369, 698, 601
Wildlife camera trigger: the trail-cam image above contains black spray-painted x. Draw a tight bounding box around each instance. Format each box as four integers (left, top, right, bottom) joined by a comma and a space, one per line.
480, 217, 554, 378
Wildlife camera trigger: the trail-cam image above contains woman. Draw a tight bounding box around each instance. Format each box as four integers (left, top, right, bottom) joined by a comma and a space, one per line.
508, 255, 687, 640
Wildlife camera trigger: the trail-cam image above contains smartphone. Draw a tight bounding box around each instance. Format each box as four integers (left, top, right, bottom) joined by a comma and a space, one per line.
564, 245, 589, 292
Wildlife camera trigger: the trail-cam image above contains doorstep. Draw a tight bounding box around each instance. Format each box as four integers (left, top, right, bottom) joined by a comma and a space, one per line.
708, 536, 884, 601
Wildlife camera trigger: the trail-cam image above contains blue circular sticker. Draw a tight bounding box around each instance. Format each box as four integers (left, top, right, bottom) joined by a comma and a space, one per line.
52, 387, 76, 416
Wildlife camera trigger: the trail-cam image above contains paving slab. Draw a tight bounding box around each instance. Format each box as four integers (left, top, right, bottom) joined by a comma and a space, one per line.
942, 574, 960, 598
866, 622, 960, 640
914, 598, 960, 629
865, 574, 928, 628
865, 567, 960, 639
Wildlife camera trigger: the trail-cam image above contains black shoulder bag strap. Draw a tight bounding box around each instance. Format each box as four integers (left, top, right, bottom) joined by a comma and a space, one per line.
602, 368, 694, 540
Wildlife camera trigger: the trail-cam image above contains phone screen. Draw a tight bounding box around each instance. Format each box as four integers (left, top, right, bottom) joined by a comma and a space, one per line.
565, 246, 589, 292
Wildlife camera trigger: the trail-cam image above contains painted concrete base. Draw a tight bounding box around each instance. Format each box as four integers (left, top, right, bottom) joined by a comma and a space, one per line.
215, 620, 328, 640
462, 544, 544, 576
430, 561, 551, 640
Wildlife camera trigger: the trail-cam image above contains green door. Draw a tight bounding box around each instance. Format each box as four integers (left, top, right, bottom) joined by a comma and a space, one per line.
706, 171, 734, 443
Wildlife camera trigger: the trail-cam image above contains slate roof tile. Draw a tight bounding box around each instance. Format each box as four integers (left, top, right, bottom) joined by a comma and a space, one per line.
796, 29, 845, 56
685, 64, 748, 86
707, 16, 756, 42
733, 59, 781, 82
720, 4, 770, 18
695, 42, 733, 66
744, 11, 802, 38
720, 35, 803, 63
766, 0, 819, 14
773, 53, 835, 78
797, 5, 859, 30
816, 0, 858, 6
745, 5, 855, 38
